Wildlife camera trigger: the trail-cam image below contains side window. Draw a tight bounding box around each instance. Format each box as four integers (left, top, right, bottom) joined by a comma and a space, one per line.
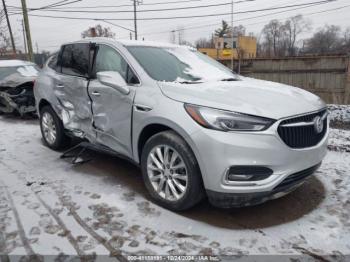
95, 45, 139, 85
60, 44, 90, 77
126, 66, 140, 85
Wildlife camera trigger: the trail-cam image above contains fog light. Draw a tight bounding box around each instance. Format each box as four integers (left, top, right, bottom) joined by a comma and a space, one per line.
228, 174, 254, 181
226, 166, 273, 182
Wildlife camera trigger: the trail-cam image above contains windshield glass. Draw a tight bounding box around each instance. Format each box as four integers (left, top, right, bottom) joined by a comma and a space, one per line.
0, 65, 39, 79
126, 46, 237, 83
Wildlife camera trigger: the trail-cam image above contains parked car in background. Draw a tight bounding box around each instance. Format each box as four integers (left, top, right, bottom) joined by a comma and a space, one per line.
34, 39, 328, 211
0, 60, 39, 116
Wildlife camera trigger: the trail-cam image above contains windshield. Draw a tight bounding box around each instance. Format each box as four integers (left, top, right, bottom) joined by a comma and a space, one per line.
126, 46, 237, 83
0, 65, 39, 79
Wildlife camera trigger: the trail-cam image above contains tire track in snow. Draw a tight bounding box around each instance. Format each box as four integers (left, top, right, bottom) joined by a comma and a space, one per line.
0, 187, 10, 262
0, 160, 86, 259
0, 156, 127, 261
0, 180, 39, 260
32, 189, 86, 258
52, 187, 128, 262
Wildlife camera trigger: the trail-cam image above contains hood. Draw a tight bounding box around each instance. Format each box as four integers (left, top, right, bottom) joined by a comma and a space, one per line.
158, 76, 326, 120
0, 74, 36, 88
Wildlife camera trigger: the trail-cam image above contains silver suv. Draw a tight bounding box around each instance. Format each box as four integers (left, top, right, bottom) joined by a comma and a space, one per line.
34, 38, 328, 210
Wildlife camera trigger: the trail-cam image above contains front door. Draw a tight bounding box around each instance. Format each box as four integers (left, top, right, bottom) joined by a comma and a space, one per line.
88, 44, 140, 158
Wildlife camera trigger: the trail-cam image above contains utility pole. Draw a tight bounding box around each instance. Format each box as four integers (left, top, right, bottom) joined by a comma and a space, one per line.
231, 0, 234, 71
132, 0, 142, 40
170, 30, 176, 44
1, 0, 16, 56
21, 0, 34, 62
21, 19, 27, 55
133, 0, 138, 40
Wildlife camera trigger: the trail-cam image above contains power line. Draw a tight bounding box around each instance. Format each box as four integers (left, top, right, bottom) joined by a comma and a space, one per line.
7, 0, 256, 13
138, 1, 340, 36
6, 0, 203, 11
7, 0, 83, 15
11, 0, 337, 21
19, 2, 242, 13
101, 20, 135, 33
231, 4, 350, 33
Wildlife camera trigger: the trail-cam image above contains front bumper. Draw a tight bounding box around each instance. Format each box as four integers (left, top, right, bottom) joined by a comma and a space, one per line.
206, 163, 321, 208
190, 119, 328, 195
0, 91, 36, 115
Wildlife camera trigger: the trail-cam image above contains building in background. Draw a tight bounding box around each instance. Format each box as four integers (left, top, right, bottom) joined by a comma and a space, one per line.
199, 36, 257, 68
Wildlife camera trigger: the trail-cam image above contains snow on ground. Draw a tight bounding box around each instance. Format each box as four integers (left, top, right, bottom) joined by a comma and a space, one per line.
0, 115, 349, 260
328, 104, 350, 129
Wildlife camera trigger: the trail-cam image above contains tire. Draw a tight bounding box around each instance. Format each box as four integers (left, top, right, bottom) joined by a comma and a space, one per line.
40, 105, 70, 150
141, 130, 205, 211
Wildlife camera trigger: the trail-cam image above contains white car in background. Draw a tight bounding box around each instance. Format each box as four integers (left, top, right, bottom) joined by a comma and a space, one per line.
0, 59, 39, 116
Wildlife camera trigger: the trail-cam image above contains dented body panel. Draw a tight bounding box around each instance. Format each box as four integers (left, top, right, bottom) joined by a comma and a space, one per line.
88, 79, 136, 158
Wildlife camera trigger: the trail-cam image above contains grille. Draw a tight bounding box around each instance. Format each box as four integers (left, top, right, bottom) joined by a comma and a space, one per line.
277, 109, 327, 148
274, 163, 321, 191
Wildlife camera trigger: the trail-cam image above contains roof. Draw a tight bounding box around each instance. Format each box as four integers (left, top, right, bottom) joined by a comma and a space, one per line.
118, 39, 185, 49
0, 59, 35, 68
63, 37, 190, 49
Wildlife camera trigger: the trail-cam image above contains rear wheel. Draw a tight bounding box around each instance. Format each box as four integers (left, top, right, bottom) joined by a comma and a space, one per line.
40, 106, 70, 150
141, 131, 204, 211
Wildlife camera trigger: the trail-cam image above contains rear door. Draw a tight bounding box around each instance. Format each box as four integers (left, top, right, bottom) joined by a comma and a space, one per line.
88, 44, 140, 158
54, 43, 94, 139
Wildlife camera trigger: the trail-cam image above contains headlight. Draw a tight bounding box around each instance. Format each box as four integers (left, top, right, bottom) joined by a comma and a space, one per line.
184, 104, 275, 131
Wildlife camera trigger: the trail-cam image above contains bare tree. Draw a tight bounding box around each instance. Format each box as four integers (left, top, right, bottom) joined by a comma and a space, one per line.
284, 15, 311, 56
195, 37, 214, 48
305, 25, 342, 54
170, 30, 176, 44
261, 19, 286, 57
81, 24, 116, 39
232, 25, 246, 37
0, 14, 11, 55
177, 26, 185, 45
342, 27, 350, 52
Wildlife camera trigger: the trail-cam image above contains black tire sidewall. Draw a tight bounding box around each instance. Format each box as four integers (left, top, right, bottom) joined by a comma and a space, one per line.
141, 131, 204, 211
40, 106, 69, 150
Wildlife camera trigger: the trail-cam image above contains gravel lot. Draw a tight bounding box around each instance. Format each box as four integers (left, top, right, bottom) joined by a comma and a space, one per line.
0, 115, 349, 260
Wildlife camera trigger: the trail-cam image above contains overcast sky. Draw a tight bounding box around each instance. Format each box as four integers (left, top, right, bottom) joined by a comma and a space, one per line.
5, 0, 350, 52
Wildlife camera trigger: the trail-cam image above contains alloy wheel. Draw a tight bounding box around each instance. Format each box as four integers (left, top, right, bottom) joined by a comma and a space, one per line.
41, 112, 57, 145
147, 145, 188, 201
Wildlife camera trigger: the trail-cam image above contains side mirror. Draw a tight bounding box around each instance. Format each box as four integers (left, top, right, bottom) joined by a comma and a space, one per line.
96, 71, 130, 95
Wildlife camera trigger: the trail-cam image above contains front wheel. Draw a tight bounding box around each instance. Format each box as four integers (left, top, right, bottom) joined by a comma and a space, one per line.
141, 131, 204, 211
40, 105, 70, 150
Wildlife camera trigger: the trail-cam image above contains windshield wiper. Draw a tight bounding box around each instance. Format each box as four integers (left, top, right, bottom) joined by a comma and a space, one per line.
220, 78, 239, 82
178, 81, 203, 84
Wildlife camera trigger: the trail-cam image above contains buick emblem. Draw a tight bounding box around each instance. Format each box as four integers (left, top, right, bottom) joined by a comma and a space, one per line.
313, 116, 324, 134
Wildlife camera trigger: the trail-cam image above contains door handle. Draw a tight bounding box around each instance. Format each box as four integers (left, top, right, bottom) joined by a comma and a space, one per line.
91, 91, 101, 97
56, 84, 64, 89
134, 104, 152, 112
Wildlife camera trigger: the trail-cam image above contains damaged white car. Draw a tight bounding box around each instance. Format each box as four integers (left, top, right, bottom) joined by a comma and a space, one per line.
0, 60, 39, 116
